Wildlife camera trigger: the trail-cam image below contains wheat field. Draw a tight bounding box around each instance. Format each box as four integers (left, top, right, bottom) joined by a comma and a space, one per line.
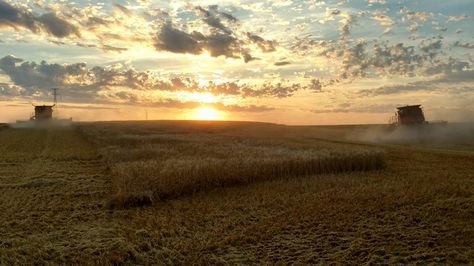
0, 121, 473, 264
80, 123, 384, 207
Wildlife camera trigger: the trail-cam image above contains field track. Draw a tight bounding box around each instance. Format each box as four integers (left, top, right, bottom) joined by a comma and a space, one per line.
0, 127, 122, 264
0, 124, 473, 264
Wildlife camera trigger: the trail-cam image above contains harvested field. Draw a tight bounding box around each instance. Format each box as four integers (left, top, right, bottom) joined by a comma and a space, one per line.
0, 121, 473, 264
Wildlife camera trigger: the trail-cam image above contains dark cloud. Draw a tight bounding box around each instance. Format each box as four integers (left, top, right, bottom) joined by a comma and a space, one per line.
0, 55, 88, 89
113, 3, 132, 16
37, 13, 80, 38
85, 17, 112, 28
0, 0, 37, 32
274, 61, 291, 66
0, 0, 80, 38
0, 82, 26, 97
247, 33, 277, 52
218, 11, 238, 22
421, 57, 469, 76
50, 40, 66, 45
195, 6, 233, 34
76, 42, 97, 49
419, 38, 442, 53
154, 22, 247, 61
203, 33, 240, 58
100, 45, 128, 52
153, 5, 275, 61
154, 22, 202, 54
308, 79, 323, 92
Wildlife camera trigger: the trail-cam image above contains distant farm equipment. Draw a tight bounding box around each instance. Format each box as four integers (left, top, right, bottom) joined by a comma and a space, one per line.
16, 88, 72, 126
31, 105, 54, 121
389, 105, 447, 126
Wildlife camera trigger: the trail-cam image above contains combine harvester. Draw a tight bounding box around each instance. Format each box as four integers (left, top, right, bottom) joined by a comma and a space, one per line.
16, 88, 72, 127
388, 105, 447, 128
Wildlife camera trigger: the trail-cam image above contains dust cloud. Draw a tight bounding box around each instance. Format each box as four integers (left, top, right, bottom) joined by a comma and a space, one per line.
9, 120, 72, 129
348, 123, 474, 149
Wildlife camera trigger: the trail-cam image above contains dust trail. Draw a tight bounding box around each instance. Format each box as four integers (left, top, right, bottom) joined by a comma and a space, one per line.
10, 120, 72, 129
347, 123, 474, 148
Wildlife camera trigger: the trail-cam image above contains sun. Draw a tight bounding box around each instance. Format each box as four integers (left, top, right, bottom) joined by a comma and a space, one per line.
194, 107, 222, 120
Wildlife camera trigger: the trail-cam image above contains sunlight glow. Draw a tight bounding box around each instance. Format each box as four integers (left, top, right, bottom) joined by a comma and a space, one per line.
178, 92, 218, 103
193, 107, 222, 120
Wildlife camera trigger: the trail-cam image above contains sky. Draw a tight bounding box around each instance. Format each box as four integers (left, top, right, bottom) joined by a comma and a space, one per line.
0, 0, 473, 124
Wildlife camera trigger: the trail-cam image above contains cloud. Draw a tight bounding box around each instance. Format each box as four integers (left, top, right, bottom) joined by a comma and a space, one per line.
371, 12, 395, 27
154, 22, 203, 55
357, 70, 474, 97
154, 22, 258, 61
151, 5, 278, 61
454, 41, 474, 49
203, 33, 241, 59
274, 61, 291, 66
419, 38, 442, 54
320, 8, 357, 36
103, 91, 273, 112
195, 6, 235, 34
367, 0, 386, 4
0, 56, 321, 104
0, 56, 278, 112
216, 103, 274, 112
446, 15, 471, 22
408, 22, 422, 32
0, 82, 27, 98
100, 45, 128, 53
246, 33, 277, 52
0, 55, 88, 89
36, 13, 80, 38
339, 12, 356, 36
0, 0, 37, 32
312, 36, 470, 82
114, 3, 132, 16
357, 84, 422, 97
0, 1, 80, 38
310, 103, 393, 113
55, 104, 119, 110
401, 8, 433, 22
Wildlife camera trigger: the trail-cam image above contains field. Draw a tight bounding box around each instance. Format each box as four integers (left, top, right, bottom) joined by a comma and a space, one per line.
0, 121, 473, 264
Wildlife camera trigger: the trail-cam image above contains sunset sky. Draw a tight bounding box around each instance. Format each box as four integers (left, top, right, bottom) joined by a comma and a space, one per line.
0, 0, 473, 124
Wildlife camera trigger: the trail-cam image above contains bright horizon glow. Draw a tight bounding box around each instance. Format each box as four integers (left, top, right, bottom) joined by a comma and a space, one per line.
193, 107, 222, 120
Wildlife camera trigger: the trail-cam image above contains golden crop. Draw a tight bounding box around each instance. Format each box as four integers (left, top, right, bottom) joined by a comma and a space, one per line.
80, 124, 385, 208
